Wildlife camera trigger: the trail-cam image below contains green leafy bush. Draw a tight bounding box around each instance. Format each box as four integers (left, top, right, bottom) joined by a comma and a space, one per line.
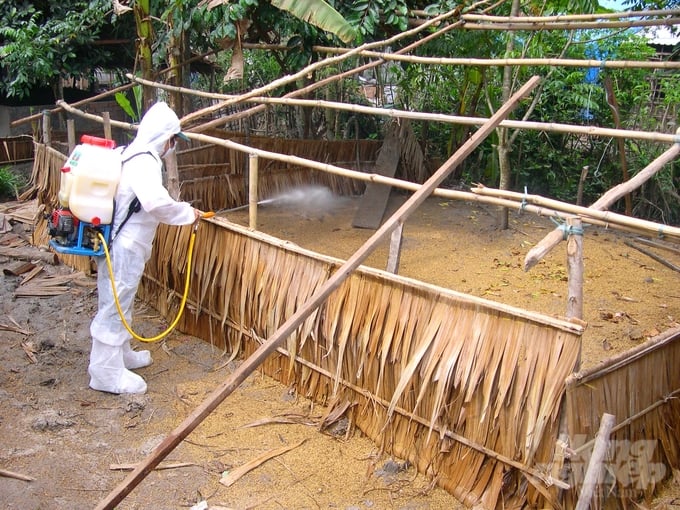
0, 165, 25, 200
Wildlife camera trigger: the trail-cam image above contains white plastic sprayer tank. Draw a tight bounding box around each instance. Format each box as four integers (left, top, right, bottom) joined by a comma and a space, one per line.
58, 135, 120, 226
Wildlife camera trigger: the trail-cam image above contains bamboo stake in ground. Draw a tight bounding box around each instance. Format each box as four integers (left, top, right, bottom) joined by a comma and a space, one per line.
93, 74, 542, 510
249, 154, 259, 230
524, 139, 680, 271
67, 119, 76, 153
164, 148, 180, 200
575, 413, 616, 510
566, 217, 584, 370
386, 221, 404, 274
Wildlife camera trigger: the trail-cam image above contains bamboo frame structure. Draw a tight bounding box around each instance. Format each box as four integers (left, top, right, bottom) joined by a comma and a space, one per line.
129, 74, 680, 144
19, 4, 680, 507
95, 74, 543, 510
56, 99, 680, 244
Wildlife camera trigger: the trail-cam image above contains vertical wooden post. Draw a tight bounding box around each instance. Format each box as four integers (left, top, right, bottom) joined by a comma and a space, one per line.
386, 221, 404, 274
249, 154, 259, 230
102, 111, 112, 140
566, 217, 584, 370
553, 217, 585, 502
164, 150, 180, 200
42, 110, 51, 146
67, 119, 76, 153
575, 413, 616, 510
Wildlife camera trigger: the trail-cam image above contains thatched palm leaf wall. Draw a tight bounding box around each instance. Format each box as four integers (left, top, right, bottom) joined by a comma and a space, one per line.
564, 327, 680, 509
140, 217, 585, 507
30, 138, 680, 507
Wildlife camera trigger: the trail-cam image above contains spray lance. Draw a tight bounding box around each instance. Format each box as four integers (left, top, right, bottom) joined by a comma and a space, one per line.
215, 198, 278, 214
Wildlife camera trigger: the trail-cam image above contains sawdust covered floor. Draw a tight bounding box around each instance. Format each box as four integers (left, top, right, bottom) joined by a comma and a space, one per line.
2, 189, 680, 509
0, 222, 463, 509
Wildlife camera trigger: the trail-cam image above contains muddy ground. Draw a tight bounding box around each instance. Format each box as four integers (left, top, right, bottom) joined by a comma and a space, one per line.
1, 189, 679, 509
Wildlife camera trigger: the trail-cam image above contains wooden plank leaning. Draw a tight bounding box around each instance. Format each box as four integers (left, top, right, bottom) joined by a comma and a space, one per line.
94, 75, 542, 510
524, 137, 680, 271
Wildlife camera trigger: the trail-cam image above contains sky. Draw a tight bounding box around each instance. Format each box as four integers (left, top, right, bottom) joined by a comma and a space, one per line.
598, 0, 629, 10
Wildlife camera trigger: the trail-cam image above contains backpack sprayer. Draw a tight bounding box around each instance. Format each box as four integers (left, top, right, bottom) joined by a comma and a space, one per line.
48, 134, 213, 343
48, 135, 119, 256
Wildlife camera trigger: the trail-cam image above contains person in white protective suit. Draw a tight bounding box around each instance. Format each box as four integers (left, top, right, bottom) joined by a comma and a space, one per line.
89, 101, 202, 394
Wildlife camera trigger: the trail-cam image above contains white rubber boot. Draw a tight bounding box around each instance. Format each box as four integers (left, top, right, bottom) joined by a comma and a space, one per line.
88, 341, 147, 394
122, 340, 153, 370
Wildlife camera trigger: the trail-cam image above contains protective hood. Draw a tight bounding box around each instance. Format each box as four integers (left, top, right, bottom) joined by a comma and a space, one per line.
126, 102, 184, 155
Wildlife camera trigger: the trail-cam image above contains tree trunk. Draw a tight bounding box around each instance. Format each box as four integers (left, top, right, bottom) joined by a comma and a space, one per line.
134, 0, 155, 111
496, 0, 520, 230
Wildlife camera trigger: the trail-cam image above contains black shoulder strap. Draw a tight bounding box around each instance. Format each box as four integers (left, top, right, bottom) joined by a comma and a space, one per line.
109, 151, 153, 247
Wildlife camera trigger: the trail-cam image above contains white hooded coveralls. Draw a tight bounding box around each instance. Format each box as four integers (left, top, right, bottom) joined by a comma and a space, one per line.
88, 102, 195, 394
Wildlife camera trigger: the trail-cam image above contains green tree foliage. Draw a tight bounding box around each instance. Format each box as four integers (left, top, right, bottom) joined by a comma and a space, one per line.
0, 1, 123, 99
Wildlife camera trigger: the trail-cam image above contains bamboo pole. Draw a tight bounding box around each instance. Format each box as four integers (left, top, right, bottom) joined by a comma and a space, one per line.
164, 149, 180, 200
248, 154, 258, 230
52, 99, 680, 243
523, 140, 680, 271
566, 218, 584, 322
565, 218, 584, 371
306, 50, 680, 70
102, 112, 112, 140
624, 239, 680, 273
633, 237, 680, 256
471, 185, 680, 242
462, 8, 680, 22
93, 74, 542, 510
130, 74, 680, 145
575, 413, 616, 510
67, 119, 76, 153
11, 83, 136, 128
41, 111, 51, 146
56, 100, 138, 133
386, 221, 404, 274
461, 17, 680, 31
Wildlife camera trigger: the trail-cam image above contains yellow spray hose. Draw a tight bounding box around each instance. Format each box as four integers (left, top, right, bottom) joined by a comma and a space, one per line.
97, 212, 214, 343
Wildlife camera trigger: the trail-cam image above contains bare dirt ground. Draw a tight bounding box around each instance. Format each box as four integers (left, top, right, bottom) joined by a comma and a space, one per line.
1, 188, 680, 510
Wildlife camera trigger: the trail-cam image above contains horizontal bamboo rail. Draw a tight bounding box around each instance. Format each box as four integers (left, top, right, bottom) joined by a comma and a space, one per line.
315, 49, 680, 70
129, 75, 680, 145
462, 8, 680, 22
471, 185, 680, 242
461, 17, 680, 31
56, 99, 680, 243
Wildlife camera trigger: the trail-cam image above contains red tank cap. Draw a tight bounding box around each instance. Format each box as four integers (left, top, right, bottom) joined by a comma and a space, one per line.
91, 217, 101, 226
80, 135, 116, 149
